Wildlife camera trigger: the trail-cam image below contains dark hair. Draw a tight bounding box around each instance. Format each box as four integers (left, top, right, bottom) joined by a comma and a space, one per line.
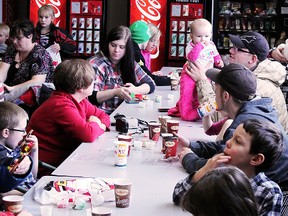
182, 166, 258, 216
243, 119, 283, 173
10, 19, 36, 42
0, 101, 28, 130
53, 59, 95, 94
102, 26, 136, 84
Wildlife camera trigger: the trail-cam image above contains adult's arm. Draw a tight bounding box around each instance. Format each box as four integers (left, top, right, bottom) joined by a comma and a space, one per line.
270, 46, 287, 63
133, 62, 155, 94
56, 28, 77, 54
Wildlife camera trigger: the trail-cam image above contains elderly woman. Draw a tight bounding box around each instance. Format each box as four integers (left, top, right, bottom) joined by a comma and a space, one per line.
0, 19, 53, 104
88, 25, 155, 115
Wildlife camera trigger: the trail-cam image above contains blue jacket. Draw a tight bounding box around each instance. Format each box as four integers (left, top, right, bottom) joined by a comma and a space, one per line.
182, 97, 288, 185
0, 145, 33, 193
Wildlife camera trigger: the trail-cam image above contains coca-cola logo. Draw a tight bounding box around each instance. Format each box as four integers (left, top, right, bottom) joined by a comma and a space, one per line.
135, 0, 162, 58
34, 0, 62, 26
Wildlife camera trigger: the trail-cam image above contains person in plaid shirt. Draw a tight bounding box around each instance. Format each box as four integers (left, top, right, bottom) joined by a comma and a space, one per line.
173, 119, 283, 216
88, 26, 155, 115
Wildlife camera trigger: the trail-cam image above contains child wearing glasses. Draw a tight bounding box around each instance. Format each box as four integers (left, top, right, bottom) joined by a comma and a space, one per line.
168, 18, 223, 121
0, 102, 38, 194
173, 119, 283, 215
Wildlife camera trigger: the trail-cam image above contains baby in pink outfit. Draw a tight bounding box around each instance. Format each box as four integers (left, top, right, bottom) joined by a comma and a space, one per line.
168, 18, 223, 121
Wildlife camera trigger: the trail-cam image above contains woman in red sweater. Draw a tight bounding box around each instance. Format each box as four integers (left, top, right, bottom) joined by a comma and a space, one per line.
27, 59, 110, 177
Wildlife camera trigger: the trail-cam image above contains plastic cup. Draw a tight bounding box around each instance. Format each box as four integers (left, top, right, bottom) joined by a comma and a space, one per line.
2, 195, 24, 214
114, 141, 129, 167
148, 122, 161, 141
40, 205, 53, 216
167, 120, 180, 134
171, 78, 179, 90
145, 141, 155, 150
114, 179, 132, 208
133, 140, 142, 150
158, 115, 172, 133
91, 207, 112, 216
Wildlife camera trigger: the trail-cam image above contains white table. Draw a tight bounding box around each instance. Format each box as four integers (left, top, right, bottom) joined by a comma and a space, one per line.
23, 86, 215, 216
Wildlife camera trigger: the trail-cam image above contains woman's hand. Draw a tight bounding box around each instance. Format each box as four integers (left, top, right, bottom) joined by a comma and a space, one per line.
4, 84, 15, 93
271, 46, 287, 63
114, 87, 132, 101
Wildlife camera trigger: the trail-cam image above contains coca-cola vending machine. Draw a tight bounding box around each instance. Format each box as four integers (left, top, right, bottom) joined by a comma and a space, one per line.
30, 0, 106, 58
130, 0, 168, 72
165, 0, 208, 67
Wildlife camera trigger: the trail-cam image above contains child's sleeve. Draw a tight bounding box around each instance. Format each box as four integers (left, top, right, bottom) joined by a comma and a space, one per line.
187, 42, 205, 62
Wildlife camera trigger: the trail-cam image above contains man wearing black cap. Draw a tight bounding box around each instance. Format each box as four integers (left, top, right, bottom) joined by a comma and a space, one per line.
179, 63, 288, 193
188, 31, 288, 132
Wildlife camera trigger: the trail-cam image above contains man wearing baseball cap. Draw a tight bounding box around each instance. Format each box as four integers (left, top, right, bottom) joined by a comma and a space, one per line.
186, 31, 288, 132
178, 63, 288, 196
228, 32, 288, 131
129, 20, 171, 86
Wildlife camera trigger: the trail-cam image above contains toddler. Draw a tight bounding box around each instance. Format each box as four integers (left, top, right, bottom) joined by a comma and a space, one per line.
168, 18, 223, 121
0, 23, 9, 56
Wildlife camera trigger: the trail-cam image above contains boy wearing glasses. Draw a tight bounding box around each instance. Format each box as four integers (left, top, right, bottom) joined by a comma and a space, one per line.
0, 102, 38, 193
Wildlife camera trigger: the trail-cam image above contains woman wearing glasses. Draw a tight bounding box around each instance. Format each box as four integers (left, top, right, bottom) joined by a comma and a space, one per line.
0, 19, 53, 111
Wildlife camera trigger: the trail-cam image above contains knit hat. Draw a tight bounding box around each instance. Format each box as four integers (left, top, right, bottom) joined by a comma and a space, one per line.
129, 20, 151, 44
228, 32, 269, 61
206, 63, 257, 101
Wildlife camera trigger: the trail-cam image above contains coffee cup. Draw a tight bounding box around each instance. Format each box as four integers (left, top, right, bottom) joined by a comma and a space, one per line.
148, 122, 161, 141
161, 133, 173, 153
165, 136, 179, 158
170, 78, 179, 90
2, 195, 24, 214
158, 115, 172, 133
114, 141, 129, 167
118, 135, 132, 156
167, 120, 180, 134
114, 179, 132, 208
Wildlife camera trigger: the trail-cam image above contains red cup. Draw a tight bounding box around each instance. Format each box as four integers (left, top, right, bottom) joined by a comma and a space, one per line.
167, 120, 180, 134
148, 122, 161, 141
164, 136, 178, 158
118, 135, 132, 156
161, 133, 173, 153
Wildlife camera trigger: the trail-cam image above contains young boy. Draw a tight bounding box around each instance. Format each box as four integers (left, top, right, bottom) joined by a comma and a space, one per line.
27, 59, 110, 177
173, 119, 283, 215
0, 102, 38, 193
0, 23, 9, 56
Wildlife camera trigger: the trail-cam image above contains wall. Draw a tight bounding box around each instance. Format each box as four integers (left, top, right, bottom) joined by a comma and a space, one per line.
106, 0, 129, 33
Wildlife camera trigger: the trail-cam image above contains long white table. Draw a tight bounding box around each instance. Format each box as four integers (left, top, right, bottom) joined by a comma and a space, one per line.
23, 86, 216, 216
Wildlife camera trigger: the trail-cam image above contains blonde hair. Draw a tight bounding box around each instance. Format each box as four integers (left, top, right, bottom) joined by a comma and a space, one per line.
38, 4, 55, 18
189, 18, 212, 34
0, 23, 10, 37
147, 23, 161, 44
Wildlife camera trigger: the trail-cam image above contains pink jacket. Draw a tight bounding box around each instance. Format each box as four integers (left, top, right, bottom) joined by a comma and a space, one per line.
168, 68, 200, 121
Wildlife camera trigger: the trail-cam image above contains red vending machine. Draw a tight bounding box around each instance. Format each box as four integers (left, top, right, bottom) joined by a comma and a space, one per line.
130, 0, 168, 72
165, 0, 207, 67
69, 0, 105, 57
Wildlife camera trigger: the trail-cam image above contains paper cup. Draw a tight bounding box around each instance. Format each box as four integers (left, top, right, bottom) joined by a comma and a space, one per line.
158, 115, 172, 133
2, 195, 24, 214
114, 141, 129, 167
167, 120, 180, 134
40, 205, 53, 216
171, 78, 179, 90
133, 140, 142, 150
165, 136, 179, 158
161, 133, 173, 153
118, 135, 133, 156
114, 179, 132, 208
91, 207, 112, 216
148, 122, 161, 141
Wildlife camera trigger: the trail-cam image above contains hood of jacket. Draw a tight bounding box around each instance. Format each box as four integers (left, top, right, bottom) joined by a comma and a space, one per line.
253, 59, 286, 87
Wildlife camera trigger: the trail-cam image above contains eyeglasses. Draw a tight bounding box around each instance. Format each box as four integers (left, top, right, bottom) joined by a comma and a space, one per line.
232, 46, 252, 54
8, 128, 26, 133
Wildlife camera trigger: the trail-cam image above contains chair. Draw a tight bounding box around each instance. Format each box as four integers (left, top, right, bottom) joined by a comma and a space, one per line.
281, 190, 288, 216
